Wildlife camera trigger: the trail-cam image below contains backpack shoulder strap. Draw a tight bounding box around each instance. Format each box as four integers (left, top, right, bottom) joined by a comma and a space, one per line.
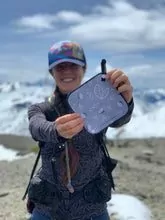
22, 96, 58, 200
22, 142, 42, 200
95, 131, 117, 190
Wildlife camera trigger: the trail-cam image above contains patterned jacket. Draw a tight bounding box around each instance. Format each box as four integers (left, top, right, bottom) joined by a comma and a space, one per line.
28, 95, 134, 220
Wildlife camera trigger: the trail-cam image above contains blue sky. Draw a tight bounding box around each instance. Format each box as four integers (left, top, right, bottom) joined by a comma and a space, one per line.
0, 0, 165, 89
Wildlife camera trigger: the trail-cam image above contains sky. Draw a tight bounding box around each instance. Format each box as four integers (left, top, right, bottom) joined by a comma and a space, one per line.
0, 0, 165, 89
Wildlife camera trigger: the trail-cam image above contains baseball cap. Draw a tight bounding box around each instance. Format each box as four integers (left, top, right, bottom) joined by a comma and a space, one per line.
48, 40, 86, 70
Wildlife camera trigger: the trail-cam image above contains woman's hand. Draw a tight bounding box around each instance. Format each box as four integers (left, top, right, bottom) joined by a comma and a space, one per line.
105, 69, 133, 103
55, 113, 84, 139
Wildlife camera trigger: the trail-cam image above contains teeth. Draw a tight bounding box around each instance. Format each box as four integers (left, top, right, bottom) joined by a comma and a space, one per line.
62, 78, 74, 82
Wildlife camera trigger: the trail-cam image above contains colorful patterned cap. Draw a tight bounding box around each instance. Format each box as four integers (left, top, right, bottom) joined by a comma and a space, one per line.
48, 40, 86, 70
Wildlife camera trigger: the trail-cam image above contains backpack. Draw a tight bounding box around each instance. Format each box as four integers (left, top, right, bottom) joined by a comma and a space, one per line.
22, 96, 117, 201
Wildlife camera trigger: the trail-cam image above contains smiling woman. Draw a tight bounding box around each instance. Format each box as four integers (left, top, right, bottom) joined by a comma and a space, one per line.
24, 40, 134, 220
51, 62, 84, 94
48, 41, 87, 94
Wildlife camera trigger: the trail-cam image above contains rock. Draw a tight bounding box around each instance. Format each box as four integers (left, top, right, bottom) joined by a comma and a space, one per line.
142, 150, 154, 156
0, 192, 9, 198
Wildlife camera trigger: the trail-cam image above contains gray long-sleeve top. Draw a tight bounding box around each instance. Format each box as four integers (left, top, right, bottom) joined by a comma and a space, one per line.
28, 98, 134, 219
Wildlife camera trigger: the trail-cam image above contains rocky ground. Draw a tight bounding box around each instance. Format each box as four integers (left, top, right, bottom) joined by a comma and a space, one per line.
0, 134, 165, 220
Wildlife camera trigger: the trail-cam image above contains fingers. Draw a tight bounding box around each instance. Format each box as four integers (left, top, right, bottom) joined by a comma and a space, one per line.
58, 121, 84, 139
57, 116, 83, 134
55, 113, 84, 139
113, 74, 130, 88
55, 113, 81, 124
105, 68, 133, 103
117, 84, 133, 93
105, 69, 129, 87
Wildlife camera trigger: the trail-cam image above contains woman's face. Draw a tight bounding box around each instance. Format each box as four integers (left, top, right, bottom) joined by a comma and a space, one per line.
51, 62, 85, 94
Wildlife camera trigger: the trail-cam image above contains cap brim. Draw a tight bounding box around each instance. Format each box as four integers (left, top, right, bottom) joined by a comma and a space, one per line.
49, 58, 85, 70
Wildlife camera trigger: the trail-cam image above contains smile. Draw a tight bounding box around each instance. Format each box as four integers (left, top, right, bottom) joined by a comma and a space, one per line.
61, 78, 75, 82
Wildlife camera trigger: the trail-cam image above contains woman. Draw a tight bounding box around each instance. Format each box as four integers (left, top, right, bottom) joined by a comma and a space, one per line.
27, 40, 134, 220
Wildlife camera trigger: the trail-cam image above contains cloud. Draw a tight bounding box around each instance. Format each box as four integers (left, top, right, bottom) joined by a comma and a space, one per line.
0, 53, 48, 82
69, 1, 165, 52
56, 11, 83, 23
123, 61, 165, 89
15, 14, 56, 30
13, 0, 165, 52
4, 0, 165, 88
125, 62, 165, 77
14, 11, 83, 32
125, 64, 153, 76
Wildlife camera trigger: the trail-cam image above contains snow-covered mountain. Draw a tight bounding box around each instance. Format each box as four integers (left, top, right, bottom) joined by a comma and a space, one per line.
0, 79, 165, 139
